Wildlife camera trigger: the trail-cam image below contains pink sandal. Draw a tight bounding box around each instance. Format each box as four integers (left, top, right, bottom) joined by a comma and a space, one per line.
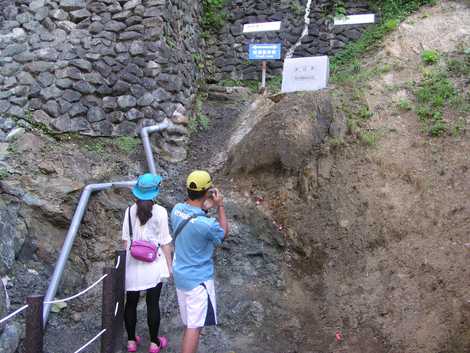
149, 336, 168, 353
127, 335, 141, 352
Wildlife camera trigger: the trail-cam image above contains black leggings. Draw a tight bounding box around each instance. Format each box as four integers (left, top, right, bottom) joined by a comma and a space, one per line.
124, 283, 162, 344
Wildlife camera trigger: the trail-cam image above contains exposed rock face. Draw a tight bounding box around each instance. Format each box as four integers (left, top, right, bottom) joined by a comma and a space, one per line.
0, 280, 7, 332
226, 91, 346, 174
208, 0, 372, 80
0, 0, 200, 162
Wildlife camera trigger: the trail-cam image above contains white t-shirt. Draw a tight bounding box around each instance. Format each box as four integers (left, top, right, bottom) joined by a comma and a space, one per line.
122, 203, 172, 291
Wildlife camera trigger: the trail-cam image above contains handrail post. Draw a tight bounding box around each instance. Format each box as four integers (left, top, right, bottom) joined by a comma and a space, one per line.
101, 267, 116, 353
25, 295, 44, 353
113, 250, 126, 348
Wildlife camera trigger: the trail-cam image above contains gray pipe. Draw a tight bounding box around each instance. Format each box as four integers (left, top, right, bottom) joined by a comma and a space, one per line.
43, 122, 169, 325
42, 181, 136, 323
140, 121, 169, 175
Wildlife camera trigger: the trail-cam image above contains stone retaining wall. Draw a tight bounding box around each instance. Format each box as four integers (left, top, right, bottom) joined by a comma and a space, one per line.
207, 0, 372, 80
0, 0, 202, 159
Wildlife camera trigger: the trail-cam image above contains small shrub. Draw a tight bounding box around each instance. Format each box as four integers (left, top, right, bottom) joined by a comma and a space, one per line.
397, 98, 412, 111
85, 140, 106, 154
0, 168, 9, 180
413, 69, 460, 136
189, 94, 211, 133
188, 114, 210, 133
358, 106, 373, 120
359, 130, 379, 146
421, 50, 440, 65
114, 136, 140, 154
202, 0, 227, 32
290, 0, 304, 16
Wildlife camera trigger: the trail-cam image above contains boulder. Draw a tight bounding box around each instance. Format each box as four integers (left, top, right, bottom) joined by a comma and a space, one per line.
226, 92, 346, 174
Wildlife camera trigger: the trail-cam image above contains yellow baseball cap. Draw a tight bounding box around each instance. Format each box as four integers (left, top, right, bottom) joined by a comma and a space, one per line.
186, 170, 213, 192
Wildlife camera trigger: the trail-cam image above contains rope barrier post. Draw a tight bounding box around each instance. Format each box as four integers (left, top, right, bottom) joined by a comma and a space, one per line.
113, 250, 126, 348
101, 267, 116, 353
25, 295, 44, 353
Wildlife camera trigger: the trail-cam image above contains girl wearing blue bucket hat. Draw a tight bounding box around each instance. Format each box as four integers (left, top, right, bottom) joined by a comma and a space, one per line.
122, 173, 172, 353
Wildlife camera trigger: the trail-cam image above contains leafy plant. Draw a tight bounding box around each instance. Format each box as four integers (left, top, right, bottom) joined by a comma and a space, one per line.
397, 98, 412, 111
113, 136, 140, 154
85, 140, 107, 154
359, 130, 379, 146
413, 70, 456, 136
267, 75, 283, 93
421, 49, 440, 65
358, 106, 373, 120
0, 168, 10, 180
202, 0, 227, 32
334, 1, 347, 17
189, 93, 211, 133
290, 0, 304, 16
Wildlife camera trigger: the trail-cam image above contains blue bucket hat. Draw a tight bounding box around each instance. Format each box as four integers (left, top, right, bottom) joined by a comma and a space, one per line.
132, 173, 162, 201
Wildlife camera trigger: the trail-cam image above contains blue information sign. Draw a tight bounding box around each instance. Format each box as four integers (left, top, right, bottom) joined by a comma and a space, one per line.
248, 43, 282, 60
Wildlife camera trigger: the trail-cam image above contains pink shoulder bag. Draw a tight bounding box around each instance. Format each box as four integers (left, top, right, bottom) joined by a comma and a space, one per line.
127, 207, 159, 263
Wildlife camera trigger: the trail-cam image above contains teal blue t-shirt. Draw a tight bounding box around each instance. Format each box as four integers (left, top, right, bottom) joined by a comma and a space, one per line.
171, 203, 225, 291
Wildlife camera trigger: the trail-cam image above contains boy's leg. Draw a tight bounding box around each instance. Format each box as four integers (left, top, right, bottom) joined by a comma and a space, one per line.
181, 327, 202, 353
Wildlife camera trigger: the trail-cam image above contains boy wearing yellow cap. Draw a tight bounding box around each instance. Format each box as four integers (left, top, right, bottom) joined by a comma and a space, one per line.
170, 170, 229, 353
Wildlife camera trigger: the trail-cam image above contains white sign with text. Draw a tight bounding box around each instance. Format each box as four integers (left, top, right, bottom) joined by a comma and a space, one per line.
281, 56, 329, 93
243, 21, 282, 33
334, 14, 375, 26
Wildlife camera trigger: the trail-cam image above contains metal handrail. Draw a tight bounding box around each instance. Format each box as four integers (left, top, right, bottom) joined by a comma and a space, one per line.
43, 122, 169, 324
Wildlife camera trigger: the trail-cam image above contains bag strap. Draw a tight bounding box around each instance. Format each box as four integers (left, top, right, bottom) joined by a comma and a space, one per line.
127, 207, 133, 242
173, 215, 198, 240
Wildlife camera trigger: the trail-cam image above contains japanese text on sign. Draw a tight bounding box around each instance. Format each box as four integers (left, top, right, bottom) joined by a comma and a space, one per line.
243, 21, 282, 33
248, 44, 282, 60
281, 56, 329, 93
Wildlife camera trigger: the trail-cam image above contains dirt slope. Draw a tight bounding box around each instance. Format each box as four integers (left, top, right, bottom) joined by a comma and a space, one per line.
224, 2, 470, 353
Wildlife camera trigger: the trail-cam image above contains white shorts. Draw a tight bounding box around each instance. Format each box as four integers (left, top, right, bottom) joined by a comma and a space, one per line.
176, 280, 217, 328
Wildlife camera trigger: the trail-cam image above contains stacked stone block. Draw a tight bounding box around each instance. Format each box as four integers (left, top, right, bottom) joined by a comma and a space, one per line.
0, 0, 202, 160
207, 0, 372, 80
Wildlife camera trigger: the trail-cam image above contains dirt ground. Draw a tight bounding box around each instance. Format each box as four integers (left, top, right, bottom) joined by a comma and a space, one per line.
6, 2, 469, 353
221, 2, 470, 353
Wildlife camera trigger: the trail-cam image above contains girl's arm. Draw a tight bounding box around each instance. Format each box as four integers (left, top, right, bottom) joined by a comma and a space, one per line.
161, 244, 173, 276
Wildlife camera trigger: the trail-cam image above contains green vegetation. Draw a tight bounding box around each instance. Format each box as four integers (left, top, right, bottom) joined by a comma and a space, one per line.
413, 69, 456, 136
290, 0, 304, 16
334, 1, 347, 18
397, 98, 412, 111
359, 130, 380, 146
0, 168, 10, 180
84, 140, 107, 154
421, 49, 440, 65
113, 136, 140, 154
201, 0, 228, 32
188, 93, 210, 133
331, 0, 437, 78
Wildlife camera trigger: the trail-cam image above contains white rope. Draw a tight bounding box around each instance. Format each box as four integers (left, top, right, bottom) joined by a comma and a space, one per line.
43, 274, 108, 305
115, 255, 121, 269
73, 329, 106, 353
0, 304, 29, 325
114, 301, 119, 317
285, 0, 314, 59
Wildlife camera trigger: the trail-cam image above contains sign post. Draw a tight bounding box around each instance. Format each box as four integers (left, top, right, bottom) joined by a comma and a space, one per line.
243, 21, 282, 93
248, 43, 282, 91
261, 61, 267, 89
